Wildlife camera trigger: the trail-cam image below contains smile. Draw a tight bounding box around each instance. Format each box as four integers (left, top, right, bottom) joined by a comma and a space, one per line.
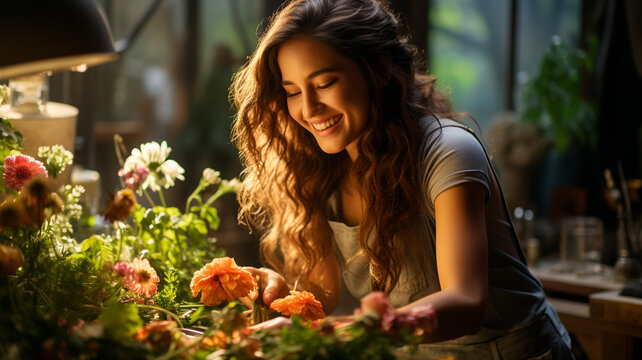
311, 114, 342, 131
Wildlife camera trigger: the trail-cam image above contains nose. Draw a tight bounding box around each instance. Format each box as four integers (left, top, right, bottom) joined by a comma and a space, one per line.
302, 89, 323, 119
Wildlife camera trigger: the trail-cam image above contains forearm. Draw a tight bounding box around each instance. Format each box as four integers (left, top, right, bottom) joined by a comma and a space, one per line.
399, 287, 487, 343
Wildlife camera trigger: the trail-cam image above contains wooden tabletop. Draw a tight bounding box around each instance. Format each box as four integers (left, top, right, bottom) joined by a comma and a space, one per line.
530, 260, 624, 297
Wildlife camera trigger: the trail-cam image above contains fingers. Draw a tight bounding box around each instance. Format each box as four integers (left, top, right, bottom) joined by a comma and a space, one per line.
242, 266, 288, 306
238, 296, 253, 309
262, 271, 284, 306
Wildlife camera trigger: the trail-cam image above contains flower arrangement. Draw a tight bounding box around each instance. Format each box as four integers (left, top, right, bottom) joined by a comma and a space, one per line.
0, 116, 437, 359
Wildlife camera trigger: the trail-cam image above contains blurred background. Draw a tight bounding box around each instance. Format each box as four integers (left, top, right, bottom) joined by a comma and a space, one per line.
3, 0, 641, 269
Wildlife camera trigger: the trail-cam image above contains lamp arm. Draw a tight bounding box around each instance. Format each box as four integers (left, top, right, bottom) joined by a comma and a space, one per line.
113, 0, 165, 54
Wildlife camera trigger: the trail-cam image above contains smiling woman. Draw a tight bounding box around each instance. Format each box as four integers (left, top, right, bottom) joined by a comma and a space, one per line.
278, 37, 370, 158
230, 0, 574, 358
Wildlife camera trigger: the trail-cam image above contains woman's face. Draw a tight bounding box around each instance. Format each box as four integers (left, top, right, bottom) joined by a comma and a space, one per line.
277, 36, 371, 159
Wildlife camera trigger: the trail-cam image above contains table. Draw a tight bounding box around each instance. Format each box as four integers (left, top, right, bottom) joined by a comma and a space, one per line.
531, 261, 642, 360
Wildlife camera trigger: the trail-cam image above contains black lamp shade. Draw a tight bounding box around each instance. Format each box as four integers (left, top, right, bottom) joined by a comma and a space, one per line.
0, 0, 118, 79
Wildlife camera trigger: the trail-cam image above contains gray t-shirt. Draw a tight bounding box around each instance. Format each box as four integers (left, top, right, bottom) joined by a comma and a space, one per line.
329, 117, 548, 342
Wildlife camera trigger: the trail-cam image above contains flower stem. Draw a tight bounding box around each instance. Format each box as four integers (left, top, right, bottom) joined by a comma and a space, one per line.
158, 187, 167, 207
143, 189, 156, 207
204, 188, 226, 207
115, 222, 124, 260
174, 229, 186, 265
47, 222, 62, 260
185, 183, 205, 213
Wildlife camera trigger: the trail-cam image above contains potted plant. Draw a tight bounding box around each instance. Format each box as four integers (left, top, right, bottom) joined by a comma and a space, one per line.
517, 36, 599, 217
519, 35, 598, 153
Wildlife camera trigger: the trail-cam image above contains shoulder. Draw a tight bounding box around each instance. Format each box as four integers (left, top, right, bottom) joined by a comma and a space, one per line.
417, 116, 492, 204
418, 117, 487, 163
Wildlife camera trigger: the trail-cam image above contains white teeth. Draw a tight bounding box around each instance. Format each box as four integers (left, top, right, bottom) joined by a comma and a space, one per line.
312, 115, 341, 131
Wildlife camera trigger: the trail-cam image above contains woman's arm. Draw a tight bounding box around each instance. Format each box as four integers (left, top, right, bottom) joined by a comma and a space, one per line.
398, 181, 488, 342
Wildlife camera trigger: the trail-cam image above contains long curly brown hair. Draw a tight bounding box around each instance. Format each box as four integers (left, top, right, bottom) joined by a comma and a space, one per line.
231, 0, 454, 293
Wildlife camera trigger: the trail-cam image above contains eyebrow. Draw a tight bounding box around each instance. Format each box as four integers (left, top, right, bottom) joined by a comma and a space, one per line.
281, 67, 339, 85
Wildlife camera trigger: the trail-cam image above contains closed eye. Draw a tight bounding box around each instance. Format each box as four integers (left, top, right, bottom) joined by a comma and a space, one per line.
285, 91, 301, 98
317, 78, 337, 89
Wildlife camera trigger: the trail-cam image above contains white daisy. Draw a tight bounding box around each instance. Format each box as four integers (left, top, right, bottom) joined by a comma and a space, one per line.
158, 160, 185, 188
122, 141, 184, 192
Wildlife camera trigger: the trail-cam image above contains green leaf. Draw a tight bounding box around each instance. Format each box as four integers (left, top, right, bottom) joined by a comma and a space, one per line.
199, 206, 220, 230
99, 302, 143, 342
188, 219, 208, 239
188, 306, 207, 325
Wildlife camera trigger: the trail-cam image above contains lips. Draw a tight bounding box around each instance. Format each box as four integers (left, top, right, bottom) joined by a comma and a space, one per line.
311, 114, 342, 131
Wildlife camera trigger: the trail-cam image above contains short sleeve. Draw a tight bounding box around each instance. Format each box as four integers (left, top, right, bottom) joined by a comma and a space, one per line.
420, 122, 491, 206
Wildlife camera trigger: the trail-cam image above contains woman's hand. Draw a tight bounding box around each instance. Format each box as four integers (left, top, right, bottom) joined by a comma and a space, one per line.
242, 266, 290, 307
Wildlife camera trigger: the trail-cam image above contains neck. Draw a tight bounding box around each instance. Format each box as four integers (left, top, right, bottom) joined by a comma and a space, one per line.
346, 143, 358, 162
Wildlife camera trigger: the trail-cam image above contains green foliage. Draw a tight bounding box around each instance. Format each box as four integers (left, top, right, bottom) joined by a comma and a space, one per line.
130, 203, 225, 304
156, 267, 179, 313
520, 36, 598, 152
255, 315, 404, 360
0, 140, 234, 358
99, 301, 144, 342
0, 117, 22, 157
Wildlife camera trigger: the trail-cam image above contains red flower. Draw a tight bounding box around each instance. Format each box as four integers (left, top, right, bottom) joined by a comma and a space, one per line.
3, 154, 47, 191
270, 290, 325, 321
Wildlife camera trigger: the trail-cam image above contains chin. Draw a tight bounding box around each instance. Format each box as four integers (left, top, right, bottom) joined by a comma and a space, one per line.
316, 141, 346, 155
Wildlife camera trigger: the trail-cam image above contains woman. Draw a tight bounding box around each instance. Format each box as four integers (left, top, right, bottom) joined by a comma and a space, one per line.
231, 0, 574, 358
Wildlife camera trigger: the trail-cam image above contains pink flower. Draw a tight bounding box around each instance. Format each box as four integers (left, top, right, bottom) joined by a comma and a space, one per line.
118, 167, 149, 191
115, 259, 160, 298
392, 304, 437, 335
355, 292, 396, 331
3, 154, 47, 191
114, 262, 135, 277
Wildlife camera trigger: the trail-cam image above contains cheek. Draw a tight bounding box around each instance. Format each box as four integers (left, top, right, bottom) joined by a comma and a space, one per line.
340, 89, 370, 122
286, 100, 307, 127
286, 99, 301, 120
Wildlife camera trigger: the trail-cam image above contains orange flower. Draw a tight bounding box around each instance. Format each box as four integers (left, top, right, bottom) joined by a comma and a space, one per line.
201, 330, 228, 348
270, 290, 325, 321
123, 258, 160, 298
190, 257, 257, 307
102, 188, 136, 222
135, 320, 177, 342
134, 320, 192, 348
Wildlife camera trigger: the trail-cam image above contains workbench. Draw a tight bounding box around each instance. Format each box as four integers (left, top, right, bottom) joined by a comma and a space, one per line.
531, 261, 642, 360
